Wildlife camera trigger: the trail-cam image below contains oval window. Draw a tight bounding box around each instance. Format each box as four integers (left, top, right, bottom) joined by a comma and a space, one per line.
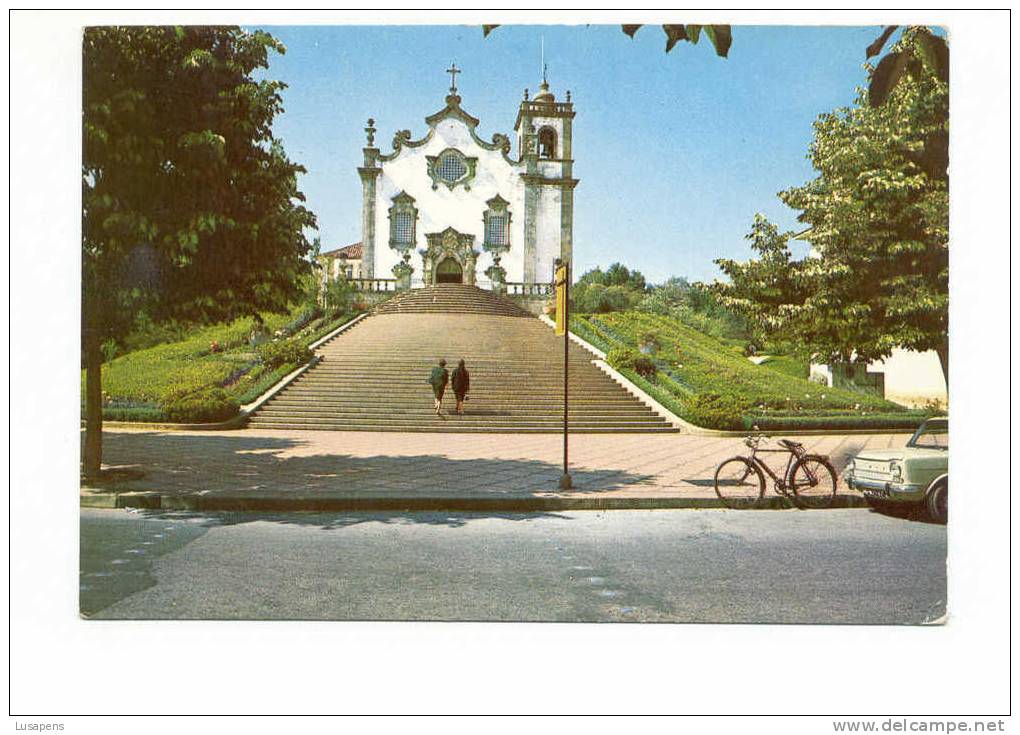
437, 151, 467, 183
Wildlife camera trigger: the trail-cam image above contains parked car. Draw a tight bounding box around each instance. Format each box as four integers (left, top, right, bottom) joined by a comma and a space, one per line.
844, 417, 948, 523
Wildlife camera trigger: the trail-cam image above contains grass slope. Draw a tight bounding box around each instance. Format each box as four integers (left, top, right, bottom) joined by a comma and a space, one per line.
87, 306, 357, 422
572, 311, 930, 431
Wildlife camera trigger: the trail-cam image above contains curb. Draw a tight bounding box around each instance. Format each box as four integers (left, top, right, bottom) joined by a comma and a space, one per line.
81, 490, 871, 513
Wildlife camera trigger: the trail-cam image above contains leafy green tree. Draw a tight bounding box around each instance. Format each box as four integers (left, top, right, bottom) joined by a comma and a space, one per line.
712, 29, 948, 380
783, 28, 948, 380
572, 263, 648, 313
83, 26, 315, 477
710, 216, 820, 354
865, 26, 948, 182
484, 24, 733, 56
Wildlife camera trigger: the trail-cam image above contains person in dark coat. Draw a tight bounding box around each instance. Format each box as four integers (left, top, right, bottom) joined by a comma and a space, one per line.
429, 359, 449, 415
451, 359, 470, 414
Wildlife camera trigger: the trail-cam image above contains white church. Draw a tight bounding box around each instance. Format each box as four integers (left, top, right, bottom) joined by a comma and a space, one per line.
350, 66, 577, 291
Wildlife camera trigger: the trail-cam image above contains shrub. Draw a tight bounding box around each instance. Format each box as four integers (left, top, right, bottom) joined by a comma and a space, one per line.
637, 331, 660, 353
101, 406, 166, 422
682, 393, 746, 431
607, 347, 657, 379
161, 387, 239, 423
257, 339, 313, 370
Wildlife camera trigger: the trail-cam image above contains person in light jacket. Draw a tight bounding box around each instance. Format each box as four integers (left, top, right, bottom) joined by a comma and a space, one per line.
451, 359, 470, 415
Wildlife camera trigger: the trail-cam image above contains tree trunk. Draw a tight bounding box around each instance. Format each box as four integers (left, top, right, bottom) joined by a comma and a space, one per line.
935, 340, 949, 391
83, 329, 103, 479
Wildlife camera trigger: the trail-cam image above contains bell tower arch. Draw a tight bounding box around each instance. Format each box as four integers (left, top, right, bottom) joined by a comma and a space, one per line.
514, 76, 578, 283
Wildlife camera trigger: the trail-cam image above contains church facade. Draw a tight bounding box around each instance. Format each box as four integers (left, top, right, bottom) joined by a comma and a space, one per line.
356, 68, 577, 290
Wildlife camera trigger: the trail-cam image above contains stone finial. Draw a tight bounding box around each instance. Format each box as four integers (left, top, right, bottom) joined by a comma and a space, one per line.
566, 90, 571, 102
524, 88, 529, 101
364, 118, 376, 147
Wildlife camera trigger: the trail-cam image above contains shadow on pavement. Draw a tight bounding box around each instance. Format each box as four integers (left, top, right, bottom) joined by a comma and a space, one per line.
121, 508, 575, 531
90, 431, 654, 497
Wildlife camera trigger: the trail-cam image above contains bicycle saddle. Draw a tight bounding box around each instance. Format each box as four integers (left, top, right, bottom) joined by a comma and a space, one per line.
778, 438, 804, 451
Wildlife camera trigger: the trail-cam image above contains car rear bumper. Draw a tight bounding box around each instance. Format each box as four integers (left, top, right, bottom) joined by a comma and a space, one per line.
845, 474, 926, 501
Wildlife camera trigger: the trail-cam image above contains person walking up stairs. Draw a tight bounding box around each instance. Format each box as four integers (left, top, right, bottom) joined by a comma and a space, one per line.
429, 358, 449, 416
249, 284, 678, 433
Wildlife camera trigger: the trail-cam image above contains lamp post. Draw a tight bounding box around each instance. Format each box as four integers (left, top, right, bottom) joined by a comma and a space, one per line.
554, 258, 572, 490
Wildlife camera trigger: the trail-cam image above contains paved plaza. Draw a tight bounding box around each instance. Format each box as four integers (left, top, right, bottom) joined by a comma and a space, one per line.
83, 428, 911, 509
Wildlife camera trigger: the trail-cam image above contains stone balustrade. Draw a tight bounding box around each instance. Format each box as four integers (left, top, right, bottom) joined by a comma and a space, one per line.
349, 278, 399, 292
505, 281, 554, 297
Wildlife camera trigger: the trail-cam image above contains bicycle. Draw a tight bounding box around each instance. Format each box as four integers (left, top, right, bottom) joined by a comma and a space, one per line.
714, 434, 838, 510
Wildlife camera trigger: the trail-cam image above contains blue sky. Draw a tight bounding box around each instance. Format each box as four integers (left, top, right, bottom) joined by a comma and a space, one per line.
257, 24, 885, 283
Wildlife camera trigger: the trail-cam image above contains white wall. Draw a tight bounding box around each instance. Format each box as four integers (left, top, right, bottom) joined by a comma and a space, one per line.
811, 348, 948, 408
373, 118, 526, 282
872, 348, 947, 408
536, 186, 563, 282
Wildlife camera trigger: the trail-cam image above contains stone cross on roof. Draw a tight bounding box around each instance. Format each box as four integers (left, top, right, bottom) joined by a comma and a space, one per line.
446, 63, 461, 93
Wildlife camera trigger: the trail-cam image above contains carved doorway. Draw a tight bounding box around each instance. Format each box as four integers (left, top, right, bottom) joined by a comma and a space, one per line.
423, 227, 478, 286
435, 257, 464, 283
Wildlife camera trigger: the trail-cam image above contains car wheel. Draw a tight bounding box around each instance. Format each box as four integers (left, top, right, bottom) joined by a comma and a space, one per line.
926, 480, 948, 524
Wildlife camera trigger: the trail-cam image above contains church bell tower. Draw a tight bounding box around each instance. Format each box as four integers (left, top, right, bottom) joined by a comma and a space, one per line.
514, 74, 578, 283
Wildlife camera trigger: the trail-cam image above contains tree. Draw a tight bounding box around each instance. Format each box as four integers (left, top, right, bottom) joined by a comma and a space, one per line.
83, 26, 316, 477
710, 216, 828, 355
712, 29, 948, 381
483, 24, 732, 56
571, 263, 648, 313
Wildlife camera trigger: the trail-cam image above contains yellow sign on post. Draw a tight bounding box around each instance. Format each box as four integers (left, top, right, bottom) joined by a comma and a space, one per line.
555, 263, 568, 335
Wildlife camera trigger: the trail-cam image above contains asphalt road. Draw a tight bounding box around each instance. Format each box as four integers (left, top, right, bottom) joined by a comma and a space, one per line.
81, 507, 946, 623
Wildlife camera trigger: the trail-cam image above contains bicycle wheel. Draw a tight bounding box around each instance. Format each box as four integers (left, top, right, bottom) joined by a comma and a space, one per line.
714, 458, 765, 510
789, 455, 838, 509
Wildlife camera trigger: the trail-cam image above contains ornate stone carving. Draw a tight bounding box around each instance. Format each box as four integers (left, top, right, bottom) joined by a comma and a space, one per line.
387, 191, 418, 255
482, 194, 512, 258
426, 148, 478, 191
491, 133, 511, 155
422, 227, 478, 286
392, 129, 412, 150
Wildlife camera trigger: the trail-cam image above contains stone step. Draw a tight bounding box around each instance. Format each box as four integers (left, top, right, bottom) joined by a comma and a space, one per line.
257, 405, 657, 417
292, 377, 619, 388
249, 291, 674, 433
278, 387, 634, 399
248, 418, 676, 432
247, 425, 678, 434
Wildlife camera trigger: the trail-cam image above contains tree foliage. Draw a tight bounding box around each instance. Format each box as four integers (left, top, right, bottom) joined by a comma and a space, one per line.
712, 30, 949, 379
571, 263, 648, 313
483, 24, 732, 56
83, 26, 315, 337
82, 25, 316, 475
638, 277, 751, 343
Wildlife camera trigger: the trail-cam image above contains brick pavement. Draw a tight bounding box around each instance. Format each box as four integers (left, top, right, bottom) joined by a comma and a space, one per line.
81, 428, 911, 511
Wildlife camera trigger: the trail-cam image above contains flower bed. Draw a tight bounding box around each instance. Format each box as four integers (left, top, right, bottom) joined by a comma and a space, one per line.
572, 311, 931, 431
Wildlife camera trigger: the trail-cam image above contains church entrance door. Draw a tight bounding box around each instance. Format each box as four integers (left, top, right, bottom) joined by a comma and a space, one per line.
423, 227, 477, 286
435, 257, 463, 284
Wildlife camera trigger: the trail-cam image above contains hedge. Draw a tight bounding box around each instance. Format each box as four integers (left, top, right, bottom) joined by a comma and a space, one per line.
162, 387, 240, 423
100, 406, 166, 423
257, 339, 313, 370
747, 414, 929, 432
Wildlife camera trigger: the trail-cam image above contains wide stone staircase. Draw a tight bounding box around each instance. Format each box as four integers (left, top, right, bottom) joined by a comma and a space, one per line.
248, 285, 678, 433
